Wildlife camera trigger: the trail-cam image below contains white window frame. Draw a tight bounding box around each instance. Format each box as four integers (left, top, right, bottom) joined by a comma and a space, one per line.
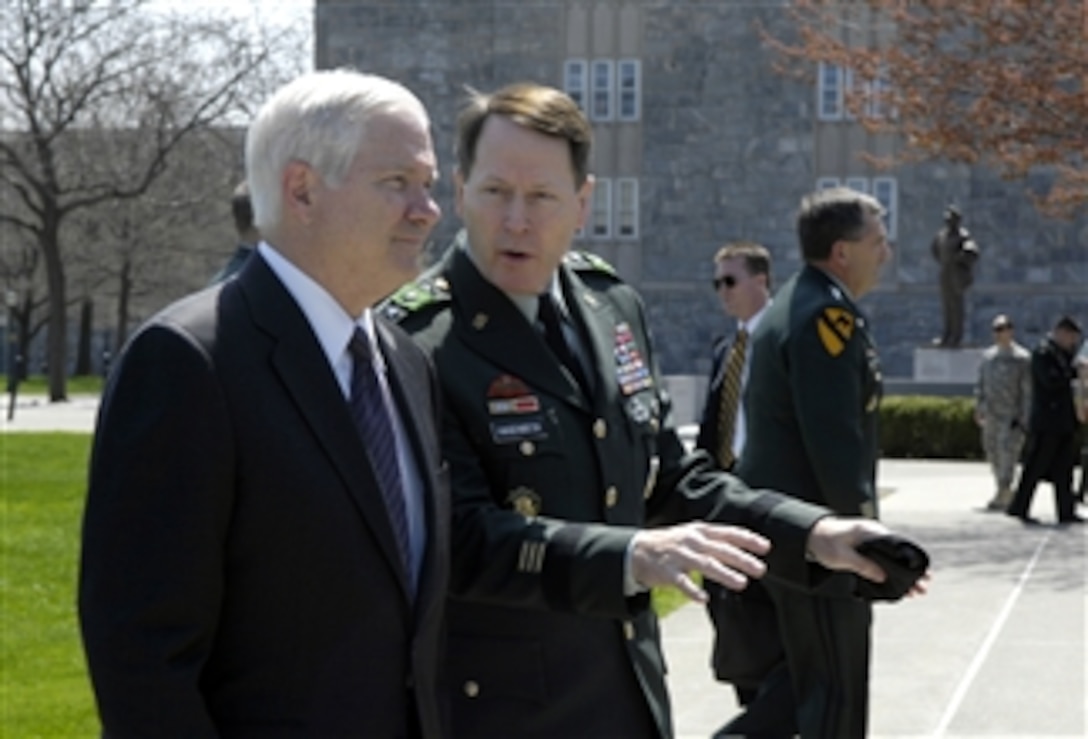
590, 59, 615, 122
617, 59, 641, 122
868, 66, 893, 120
817, 61, 844, 121
816, 177, 840, 191
872, 176, 898, 240
845, 176, 869, 194
590, 177, 612, 238
564, 59, 587, 110
615, 177, 639, 239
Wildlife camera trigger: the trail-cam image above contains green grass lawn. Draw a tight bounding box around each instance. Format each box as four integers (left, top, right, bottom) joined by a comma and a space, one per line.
1, 432, 97, 735
2, 375, 104, 396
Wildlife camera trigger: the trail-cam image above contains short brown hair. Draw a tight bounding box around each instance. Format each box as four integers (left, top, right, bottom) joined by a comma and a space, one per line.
714, 241, 772, 290
456, 82, 592, 187
797, 187, 884, 262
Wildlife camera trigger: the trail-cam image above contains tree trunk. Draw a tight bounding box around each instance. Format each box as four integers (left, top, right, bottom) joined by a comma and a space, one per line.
41, 215, 68, 402
116, 257, 132, 352
75, 297, 93, 376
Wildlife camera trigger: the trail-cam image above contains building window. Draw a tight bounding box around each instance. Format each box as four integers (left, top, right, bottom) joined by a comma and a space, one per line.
819, 62, 893, 121
817, 61, 843, 121
872, 177, 898, 240
868, 66, 893, 119
590, 59, 614, 121
615, 178, 639, 238
617, 59, 641, 121
590, 177, 612, 238
813, 176, 898, 240
564, 59, 587, 110
845, 176, 869, 194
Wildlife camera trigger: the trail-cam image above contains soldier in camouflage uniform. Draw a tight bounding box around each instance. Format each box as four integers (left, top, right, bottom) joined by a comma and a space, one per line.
975, 314, 1031, 511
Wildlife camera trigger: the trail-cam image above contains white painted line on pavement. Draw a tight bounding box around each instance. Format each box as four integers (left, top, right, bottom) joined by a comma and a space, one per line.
932, 531, 1052, 737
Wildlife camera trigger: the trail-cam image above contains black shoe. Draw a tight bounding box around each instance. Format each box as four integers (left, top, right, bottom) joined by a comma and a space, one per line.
1057, 515, 1085, 525
1014, 515, 1041, 525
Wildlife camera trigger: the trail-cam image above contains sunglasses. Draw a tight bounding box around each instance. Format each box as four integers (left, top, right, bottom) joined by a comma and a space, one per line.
993, 325, 1012, 332
712, 275, 739, 290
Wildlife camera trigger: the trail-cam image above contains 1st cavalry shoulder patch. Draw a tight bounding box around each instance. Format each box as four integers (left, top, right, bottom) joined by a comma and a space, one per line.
816, 306, 855, 357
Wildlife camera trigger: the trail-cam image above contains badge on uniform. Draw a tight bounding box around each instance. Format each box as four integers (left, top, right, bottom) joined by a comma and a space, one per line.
506, 486, 542, 517
816, 307, 855, 357
613, 322, 654, 395
486, 374, 541, 415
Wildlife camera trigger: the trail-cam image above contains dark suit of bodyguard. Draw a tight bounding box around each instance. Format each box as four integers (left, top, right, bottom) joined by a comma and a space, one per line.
389, 236, 833, 738
730, 187, 891, 738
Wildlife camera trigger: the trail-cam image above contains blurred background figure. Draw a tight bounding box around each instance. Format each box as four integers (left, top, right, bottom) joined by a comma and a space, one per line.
209, 181, 260, 284
1006, 315, 1084, 525
974, 313, 1031, 511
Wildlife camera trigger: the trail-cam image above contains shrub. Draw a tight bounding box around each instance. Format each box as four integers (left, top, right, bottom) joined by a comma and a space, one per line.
879, 395, 983, 460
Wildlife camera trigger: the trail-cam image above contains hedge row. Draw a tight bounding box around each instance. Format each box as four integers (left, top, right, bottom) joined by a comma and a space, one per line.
879, 395, 1086, 461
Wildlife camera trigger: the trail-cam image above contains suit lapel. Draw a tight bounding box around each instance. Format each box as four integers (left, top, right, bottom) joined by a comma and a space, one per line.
447, 248, 588, 410
237, 256, 413, 601
560, 266, 622, 413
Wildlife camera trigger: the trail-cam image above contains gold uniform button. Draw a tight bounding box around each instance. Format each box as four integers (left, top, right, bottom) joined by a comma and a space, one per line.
464, 680, 480, 698
519, 440, 536, 456
605, 486, 619, 508
623, 621, 635, 640
593, 419, 607, 439
472, 313, 489, 330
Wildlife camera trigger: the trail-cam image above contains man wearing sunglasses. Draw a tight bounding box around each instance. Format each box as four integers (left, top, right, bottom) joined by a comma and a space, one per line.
695, 242, 778, 724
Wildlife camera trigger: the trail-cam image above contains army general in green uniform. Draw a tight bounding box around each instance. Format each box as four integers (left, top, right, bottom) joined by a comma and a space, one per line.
386, 84, 898, 738
724, 187, 892, 738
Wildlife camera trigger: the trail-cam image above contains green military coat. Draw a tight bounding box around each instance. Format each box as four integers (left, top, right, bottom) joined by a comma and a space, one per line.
737, 264, 883, 520
385, 239, 833, 738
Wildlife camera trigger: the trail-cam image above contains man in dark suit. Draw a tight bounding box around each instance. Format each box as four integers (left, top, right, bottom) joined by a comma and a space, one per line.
79, 70, 449, 737
386, 83, 905, 739
694, 242, 777, 711
1006, 315, 1084, 525
724, 186, 892, 738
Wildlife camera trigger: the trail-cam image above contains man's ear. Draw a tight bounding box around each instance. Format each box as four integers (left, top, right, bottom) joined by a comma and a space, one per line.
830, 239, 850, 267
283, 160, 317, 223
453, 168, 465, 218
575, 174, 595, 230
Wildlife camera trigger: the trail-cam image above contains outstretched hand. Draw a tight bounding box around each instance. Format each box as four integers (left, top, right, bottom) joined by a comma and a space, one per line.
630, 523, 770, 604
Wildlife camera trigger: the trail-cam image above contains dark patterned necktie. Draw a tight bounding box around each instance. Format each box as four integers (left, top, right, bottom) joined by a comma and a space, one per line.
538, 293, 590, 393
716, 328, 748, 469
348, 328, 413, 586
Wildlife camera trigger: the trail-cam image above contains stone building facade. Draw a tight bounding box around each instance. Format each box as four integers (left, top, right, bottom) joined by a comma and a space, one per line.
315, 0, 1086, 377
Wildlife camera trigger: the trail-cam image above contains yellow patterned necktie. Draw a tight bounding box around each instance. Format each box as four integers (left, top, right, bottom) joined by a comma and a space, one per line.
715, 328, 748, 469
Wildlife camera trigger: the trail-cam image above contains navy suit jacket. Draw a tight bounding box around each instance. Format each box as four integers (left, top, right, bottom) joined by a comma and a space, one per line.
80, 255, 450, 737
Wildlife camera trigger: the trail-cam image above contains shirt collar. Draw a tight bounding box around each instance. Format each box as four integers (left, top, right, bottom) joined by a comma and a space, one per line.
257, 242, 381, 370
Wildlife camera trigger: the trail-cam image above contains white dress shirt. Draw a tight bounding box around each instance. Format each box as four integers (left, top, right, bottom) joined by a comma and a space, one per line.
257, 243, 426, 583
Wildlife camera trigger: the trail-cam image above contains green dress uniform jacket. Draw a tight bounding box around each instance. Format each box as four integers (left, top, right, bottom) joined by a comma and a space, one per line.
732, 263, 883, 738
385, 239, 835, 738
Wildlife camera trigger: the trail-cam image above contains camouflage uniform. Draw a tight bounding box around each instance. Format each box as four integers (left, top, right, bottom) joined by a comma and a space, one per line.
975, 342, 1032, 508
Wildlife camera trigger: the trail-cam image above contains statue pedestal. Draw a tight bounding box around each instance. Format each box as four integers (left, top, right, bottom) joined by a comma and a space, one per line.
912, 346, 985, 383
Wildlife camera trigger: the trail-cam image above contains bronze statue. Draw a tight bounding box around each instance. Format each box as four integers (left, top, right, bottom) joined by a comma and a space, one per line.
931, 205, 979, 348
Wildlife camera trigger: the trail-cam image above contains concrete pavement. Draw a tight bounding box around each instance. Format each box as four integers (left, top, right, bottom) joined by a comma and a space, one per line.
663, 458, 1087, 738
1, 392, 100, 433
7, 395, 1086, 736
